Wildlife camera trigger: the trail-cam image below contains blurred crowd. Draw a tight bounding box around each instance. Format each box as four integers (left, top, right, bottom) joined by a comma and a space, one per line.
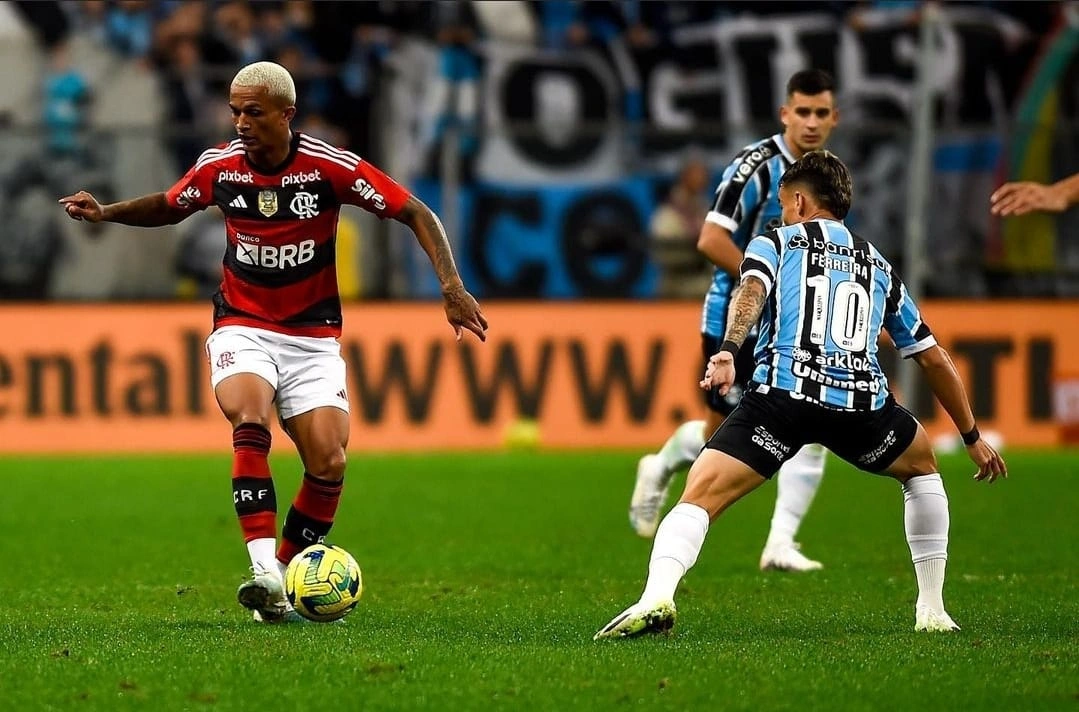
0, 0, 1067, 300
9, 0, 1059, 166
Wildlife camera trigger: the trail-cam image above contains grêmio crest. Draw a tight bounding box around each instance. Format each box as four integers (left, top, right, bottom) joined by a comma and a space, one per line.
258, 190, 278, 217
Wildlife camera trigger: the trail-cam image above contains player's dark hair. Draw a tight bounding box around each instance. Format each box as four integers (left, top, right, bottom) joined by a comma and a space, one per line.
786, 69, 835, 98
779, 150, 852, 218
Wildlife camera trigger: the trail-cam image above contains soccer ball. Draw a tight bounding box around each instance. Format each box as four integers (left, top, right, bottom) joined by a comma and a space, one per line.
285, 544, 363, 622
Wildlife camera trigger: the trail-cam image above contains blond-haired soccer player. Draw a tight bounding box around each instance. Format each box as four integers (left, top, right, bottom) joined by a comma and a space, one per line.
61, 61, 488, 623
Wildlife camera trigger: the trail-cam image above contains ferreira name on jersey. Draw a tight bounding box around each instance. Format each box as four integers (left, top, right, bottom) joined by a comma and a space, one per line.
740, 219, 935, 410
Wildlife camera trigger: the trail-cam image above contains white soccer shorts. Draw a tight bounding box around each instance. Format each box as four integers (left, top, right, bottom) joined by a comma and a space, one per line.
205, 325, 349, 419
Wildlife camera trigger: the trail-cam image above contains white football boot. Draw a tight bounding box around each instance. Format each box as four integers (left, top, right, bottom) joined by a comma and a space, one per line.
629, 454, 673, 538
759, 541, 823, 572
594, 600, 677, 640
915, 605, 961, 632
237, 563, 302, 623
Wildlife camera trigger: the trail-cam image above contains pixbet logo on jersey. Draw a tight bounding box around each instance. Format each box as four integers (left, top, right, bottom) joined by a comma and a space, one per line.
350, 178, 386, 211
218, 170, 253, 183
281, 170, 322, 186
235, 238, 316, 269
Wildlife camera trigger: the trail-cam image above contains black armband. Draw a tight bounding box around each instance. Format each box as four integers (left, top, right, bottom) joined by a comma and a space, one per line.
961, 425, 980, 446
719, 340, 740, 357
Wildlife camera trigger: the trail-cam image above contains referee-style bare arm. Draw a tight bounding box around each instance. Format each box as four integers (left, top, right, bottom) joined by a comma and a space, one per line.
722, 276, 768, 349
59, 191, 190, 227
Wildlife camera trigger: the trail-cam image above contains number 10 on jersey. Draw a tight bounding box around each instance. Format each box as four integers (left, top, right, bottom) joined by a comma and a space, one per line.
806, 275, 871, 352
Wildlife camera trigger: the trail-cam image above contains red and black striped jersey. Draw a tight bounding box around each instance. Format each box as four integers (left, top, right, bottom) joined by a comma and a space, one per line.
165, 132, 410, 337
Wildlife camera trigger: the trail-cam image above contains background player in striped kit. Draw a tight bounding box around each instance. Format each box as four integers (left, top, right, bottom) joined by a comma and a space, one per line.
60, 61, 488, 623
597, 150, 1006, 640
630, 69, 839, 573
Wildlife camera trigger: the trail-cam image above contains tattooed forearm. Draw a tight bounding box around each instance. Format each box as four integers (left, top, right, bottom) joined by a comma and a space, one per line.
421, 210, 463, 292
398, 195, 464, 292
723, 276, 767, 348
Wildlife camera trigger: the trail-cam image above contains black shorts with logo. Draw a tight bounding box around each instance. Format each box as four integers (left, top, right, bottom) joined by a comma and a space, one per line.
704, 386, 919, 477
702, 332, 758, 416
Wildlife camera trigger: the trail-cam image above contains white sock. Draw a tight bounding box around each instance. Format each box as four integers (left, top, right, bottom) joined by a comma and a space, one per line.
246, 538, 280, 578
765, 444, 826, 548
902, 473, 949, 612
640, 503, 710, 604
656, 420, 706, 474
276, 559, 289, 581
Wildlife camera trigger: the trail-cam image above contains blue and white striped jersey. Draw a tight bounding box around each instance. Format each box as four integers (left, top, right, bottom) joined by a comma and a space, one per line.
740, 219, 936, 411
701, 134, 797, 336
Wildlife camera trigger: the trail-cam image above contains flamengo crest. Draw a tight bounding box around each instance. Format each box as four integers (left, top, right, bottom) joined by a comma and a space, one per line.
289, 191, 319, 219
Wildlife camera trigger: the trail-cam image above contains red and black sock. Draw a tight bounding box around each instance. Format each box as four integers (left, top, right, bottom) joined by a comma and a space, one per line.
231, 423, 276, 543
277, 472, 344, 566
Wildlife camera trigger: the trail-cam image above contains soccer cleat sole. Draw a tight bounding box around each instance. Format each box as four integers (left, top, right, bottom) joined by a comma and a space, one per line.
237, 582, 272, 612
594, 601, 677, 640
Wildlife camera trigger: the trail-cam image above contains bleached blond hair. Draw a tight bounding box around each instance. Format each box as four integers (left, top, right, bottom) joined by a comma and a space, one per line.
231, 61, 296, 105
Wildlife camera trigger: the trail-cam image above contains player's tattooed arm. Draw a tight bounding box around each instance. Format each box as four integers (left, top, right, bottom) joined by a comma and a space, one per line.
702, 274, 765, 393
722, 276, 767, 348
395, 195, 465, 292
395, 195, 489, 342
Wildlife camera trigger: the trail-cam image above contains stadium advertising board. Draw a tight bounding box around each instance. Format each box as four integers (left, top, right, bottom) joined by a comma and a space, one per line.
0, 302, 1073, 453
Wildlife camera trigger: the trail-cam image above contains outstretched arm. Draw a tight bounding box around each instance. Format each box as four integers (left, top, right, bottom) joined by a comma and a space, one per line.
394, 195, 488, 342
912, 344, 1006, 482
59, 191, 190, 227
990, 173, 1079, 217
700, 275, 767, 394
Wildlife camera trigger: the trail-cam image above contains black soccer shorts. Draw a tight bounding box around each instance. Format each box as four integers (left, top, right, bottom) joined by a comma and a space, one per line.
704, 386, 919, 478
701, 332, 758, 416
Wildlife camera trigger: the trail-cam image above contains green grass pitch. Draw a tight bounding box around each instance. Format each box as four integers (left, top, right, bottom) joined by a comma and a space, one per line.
1, 450, 1075, 710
